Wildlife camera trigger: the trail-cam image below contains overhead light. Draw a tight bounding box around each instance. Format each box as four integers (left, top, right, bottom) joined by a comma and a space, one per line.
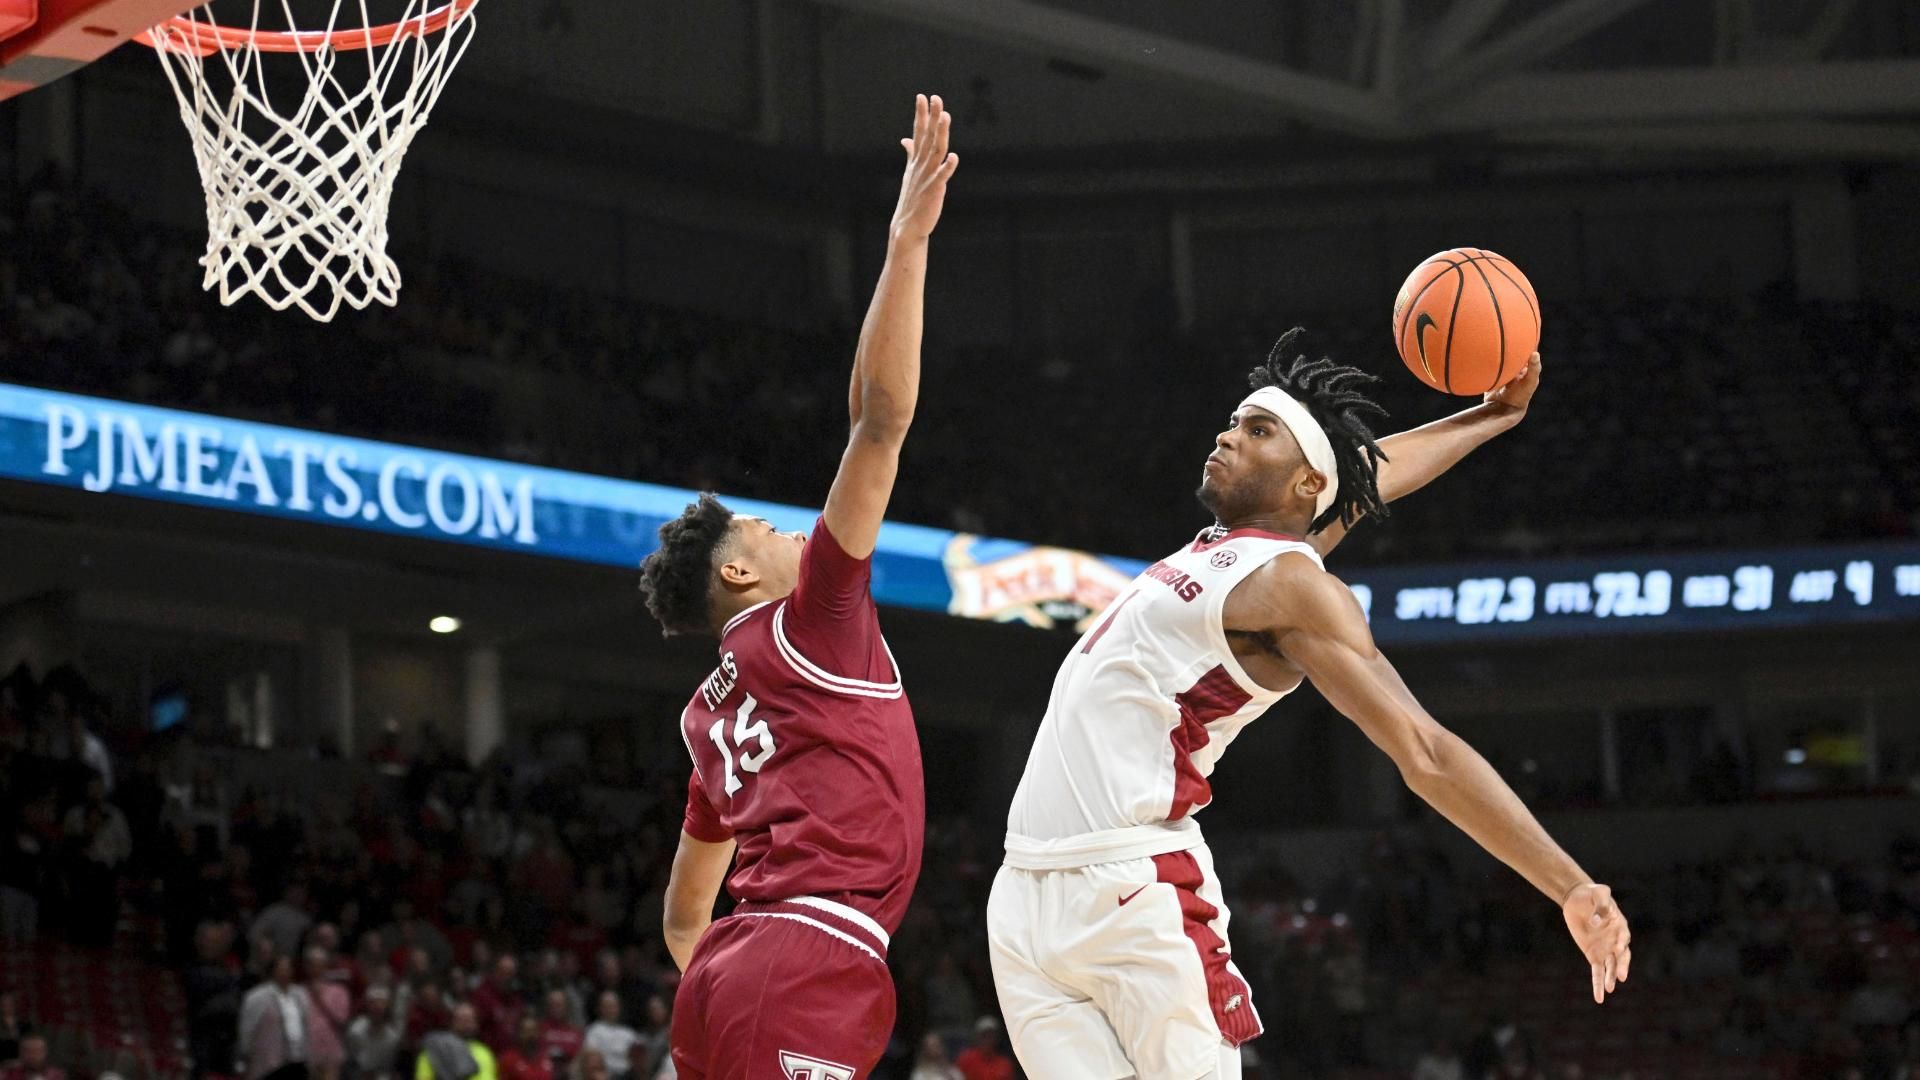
1783, 747, 1807, 765
429, 616, 462, 634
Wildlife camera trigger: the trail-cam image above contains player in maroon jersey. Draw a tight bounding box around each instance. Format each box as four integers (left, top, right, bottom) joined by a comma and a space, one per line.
636, 94, 958, 1080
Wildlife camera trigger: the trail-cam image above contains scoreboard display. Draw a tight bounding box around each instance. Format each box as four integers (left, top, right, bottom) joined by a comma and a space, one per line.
1344, 544, 1920, 646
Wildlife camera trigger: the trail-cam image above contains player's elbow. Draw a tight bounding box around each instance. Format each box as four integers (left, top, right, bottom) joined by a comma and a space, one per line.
662, 908, 703, 954
662, 895, 702, 938
853, 388, 914, 441
1392, 720, 1452, 791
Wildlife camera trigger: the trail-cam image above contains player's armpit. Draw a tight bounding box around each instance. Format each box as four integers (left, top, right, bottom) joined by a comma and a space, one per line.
663, 830, 735, 973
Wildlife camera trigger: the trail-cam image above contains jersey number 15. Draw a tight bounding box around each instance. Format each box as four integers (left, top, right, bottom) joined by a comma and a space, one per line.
707, 693, 776, 795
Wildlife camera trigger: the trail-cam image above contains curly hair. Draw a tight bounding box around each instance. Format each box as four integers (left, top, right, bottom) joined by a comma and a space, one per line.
638, 493, 736, 636
1245, 327, 1391, 534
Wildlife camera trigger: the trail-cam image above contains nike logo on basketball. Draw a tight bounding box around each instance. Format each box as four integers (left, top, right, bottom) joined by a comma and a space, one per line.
1414, 312, 1439, 382
1118, 885, 1149, 906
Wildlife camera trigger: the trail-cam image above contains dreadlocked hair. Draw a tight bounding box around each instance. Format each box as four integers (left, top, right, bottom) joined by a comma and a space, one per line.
1246, 327, 1391, 535
638, 492, 736, 636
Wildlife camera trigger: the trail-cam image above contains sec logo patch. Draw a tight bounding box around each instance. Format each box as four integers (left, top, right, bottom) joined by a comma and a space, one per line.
1209, 549, 1238, 569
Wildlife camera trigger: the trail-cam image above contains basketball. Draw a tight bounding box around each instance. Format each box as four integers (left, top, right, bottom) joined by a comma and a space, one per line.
1391, 248, 1540, 395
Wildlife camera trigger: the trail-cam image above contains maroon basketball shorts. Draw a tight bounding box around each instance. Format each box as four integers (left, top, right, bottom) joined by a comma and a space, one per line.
671, 897, 895, 1080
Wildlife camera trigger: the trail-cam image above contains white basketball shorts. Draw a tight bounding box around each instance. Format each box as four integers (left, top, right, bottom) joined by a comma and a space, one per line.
985, 841, 1261, 1080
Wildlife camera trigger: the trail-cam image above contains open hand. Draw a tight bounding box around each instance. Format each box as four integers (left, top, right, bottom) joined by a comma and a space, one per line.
1563, 882, 1631, 1003
1484, 351, 1542, 413
892, 93, 959, 243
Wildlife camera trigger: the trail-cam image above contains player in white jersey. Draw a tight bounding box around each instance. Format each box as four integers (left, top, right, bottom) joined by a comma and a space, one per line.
988, 332, 1632, 1079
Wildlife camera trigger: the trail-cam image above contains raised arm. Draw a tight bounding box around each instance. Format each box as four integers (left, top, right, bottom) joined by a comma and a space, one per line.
823, 93, 959, 559
1309, 353, 1542, 557
1259, 556, 1631, 1002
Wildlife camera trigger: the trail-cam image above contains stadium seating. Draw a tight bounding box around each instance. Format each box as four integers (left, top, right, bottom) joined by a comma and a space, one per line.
3, 175, 1914, 566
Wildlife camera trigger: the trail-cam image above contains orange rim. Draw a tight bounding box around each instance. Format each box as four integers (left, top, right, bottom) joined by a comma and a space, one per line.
135, 0, 475, 54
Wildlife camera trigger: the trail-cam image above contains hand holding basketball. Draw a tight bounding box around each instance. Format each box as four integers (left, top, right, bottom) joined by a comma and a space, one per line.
893, 94, 960, 243
1484, 352, 1542, 414
1562, 882, 1632, 1004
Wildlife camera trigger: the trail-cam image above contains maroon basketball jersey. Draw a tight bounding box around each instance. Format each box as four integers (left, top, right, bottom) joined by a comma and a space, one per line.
679, 517, 925, 935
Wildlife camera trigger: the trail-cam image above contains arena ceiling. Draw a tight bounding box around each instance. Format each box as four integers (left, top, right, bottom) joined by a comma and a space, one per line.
455, 0, 1920, 167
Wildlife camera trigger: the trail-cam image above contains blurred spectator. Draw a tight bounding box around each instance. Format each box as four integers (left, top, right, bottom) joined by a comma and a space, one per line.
239, 954, 311, 1080
0, 1034, 64, 1080
1491, 1040, 1543, 1080
568, 1050, 608, 1080
406, 984, 453, 1049
1846, 970, 1913, 1029
39, 675, 111, 794
61, 771, 130, 946
383, 901, 454, 974
470, 955, 524, 1052
531, 954, 584, 1027
344, 986, 404, 1080
416, 1004, 497, 1080
1412, 1035, 1465, 1080
536, 991, 584, 1067
908, 1033, 962, 1080
1325, 932, 1368, 1064
921, 953, 976, 1048
253, 884, 314, 961
497, 1017, 554, 1080
616, 950, 659, 1025
185, 920, 243, 1078
0, 791, 44, 943
582, 994, 638, 1079
634, 997, 670, 1080
951, 1018, 1013, 1080
304, 945, 352, 1080
0, 992, 26, 1062
67, 704, 114, 794
1464, 1014, 1532, 1080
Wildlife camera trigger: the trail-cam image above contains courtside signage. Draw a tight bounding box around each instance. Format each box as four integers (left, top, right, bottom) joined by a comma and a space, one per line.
0, 382, 1061, 613
2, 383, 1916, 641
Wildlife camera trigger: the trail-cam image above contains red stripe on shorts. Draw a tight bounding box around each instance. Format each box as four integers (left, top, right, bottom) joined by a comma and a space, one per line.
1152, 850, 1263, 1047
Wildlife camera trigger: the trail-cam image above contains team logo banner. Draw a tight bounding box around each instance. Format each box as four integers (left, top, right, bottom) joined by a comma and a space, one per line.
943, 535, 1140, 631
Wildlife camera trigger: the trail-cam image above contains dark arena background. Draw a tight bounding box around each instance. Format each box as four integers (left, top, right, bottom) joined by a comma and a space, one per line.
2, 1, 1920, 1078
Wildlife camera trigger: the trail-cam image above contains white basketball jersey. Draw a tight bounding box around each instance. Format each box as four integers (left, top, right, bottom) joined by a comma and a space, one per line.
1004, 527, 1322, 868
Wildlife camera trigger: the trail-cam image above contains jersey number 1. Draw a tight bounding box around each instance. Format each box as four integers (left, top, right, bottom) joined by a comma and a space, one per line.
707, 693, 775, 795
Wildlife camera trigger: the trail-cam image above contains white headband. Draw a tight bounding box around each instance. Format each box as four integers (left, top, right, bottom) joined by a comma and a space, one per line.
1240, 386, 1339, 521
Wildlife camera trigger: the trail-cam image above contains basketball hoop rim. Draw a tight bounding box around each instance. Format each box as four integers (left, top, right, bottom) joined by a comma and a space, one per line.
134, 0, 475, 55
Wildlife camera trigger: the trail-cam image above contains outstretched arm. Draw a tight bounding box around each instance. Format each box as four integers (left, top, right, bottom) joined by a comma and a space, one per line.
823, 93, 959, 558
1309, 353, 1542, 557
1259, 557, 1631, 1001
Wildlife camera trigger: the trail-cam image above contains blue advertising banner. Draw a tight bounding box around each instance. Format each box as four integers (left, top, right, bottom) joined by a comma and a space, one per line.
2, 383, 1917, 643
0, 383, 1144, 626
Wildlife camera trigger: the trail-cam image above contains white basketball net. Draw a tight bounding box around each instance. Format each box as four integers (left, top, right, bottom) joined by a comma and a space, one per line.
145, 1, 478, 321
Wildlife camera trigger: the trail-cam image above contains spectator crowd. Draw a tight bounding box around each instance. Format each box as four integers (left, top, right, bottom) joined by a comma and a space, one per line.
4, 171, 1918, 567
0, 659, 1024, 1080
1, 653, 1917, 1078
